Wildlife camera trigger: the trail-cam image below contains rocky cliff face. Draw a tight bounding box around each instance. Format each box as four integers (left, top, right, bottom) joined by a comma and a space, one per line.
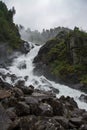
34, 27, 87, 92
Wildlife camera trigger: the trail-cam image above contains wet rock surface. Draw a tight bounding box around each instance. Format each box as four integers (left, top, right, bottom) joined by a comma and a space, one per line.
79, 94, 87, 103
0, 103, 12, 130
0, 90, 12, 100
0, 82, 87, 130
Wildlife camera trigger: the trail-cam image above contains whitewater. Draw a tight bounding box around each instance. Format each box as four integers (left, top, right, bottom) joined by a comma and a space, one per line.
0, 30, 87, 110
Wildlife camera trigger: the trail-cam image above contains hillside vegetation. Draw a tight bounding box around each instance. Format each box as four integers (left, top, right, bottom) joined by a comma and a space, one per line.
0, 1, 23, 49
34, 27, 87, 86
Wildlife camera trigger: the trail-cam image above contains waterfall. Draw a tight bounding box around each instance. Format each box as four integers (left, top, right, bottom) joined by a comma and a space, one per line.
0, 41, 86, 110
0, 29, 87, 111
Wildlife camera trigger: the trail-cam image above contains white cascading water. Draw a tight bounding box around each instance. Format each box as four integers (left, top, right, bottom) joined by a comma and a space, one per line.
0, 29, 87, 111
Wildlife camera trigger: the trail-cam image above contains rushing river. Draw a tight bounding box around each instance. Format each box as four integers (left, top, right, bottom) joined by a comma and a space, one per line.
0, 27, 87, 110
0, 42, 87, 111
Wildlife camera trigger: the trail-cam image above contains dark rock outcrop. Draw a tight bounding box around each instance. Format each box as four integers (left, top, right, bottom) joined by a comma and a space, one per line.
34, 27, 87, 93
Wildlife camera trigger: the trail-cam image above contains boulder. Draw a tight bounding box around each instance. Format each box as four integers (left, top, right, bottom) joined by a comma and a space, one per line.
3, 73, 17, 83
18, 116, 64, 130
24, 42, 31, 54
32, 89, 56, 102
15, 80, 25, 88
70, 108, 85, 118
17, 61, 26, 69
79, 94, 87, 103
69, 117, 83, 128
54, 116, 69, 129
48, 98, 64, 116
59, 96, 78, 110
0, 77, 13, 89
6, 107, 17, 121
24, 96, 39, 115
12, 87, 24, 97
34, 118, 64, 130
21, 85, 34, 95
24, 75, 29, 81
0, 90, 11, 100
38, 102, 53, 116
50, 87, 59, 94
18, 115, 37, 130
82, 112, 87, 121
0, 103, 12, 130
15, 101, 30, 116
25, 96, 39, 105
9, 119, 20, 130
10, 74, 17, 83
5, 96, 18, 108
79, 124, 87, 130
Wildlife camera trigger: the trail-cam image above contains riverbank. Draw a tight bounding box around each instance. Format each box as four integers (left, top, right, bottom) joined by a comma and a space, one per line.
0, 78, 87, 130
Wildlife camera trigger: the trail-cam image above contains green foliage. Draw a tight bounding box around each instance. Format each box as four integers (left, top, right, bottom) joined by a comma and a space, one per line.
0, 1, 22, 49
47, 40, 67, 63
41, 27, 87, 85
80, 75, 87, 85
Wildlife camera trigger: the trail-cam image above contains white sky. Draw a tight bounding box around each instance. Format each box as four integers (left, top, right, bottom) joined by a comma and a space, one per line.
2, 0, 87, 31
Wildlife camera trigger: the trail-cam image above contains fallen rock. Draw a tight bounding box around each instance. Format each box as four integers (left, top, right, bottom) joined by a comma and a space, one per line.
48, 98, 64, 116
34, 117, 64, 130
38, 102, 53, 116
16, 101, 30, 116
79, 94, 87, 103
82, 112, 87, 121
21, 85, 34, 95
50, 86, 59, 94
17, 61, 26, 69
69, 117, 83, 128
25, 96, 39, 115
0, 90, 11, 100
79, 124, 87, 130
12, 87, 24, 97
10, 74, 17, 83
70, 108, 85, 118
32, 89, 56, 102
59, 96, 78, 110
25, 96, 39, 105
8, 97, 18, 108
24, 75, 29, 81
54, 116, 69, 129
15, 80, 25, 88
0, 103, 12, 130
0, 77, 13, 89
18, 115, 37, 130
6, 107, 17, 121
19, 116, 64, 130
9, 119, 20, 130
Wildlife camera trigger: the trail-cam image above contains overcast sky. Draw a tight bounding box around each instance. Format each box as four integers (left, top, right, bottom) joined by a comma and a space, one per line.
2, 0, 87, 31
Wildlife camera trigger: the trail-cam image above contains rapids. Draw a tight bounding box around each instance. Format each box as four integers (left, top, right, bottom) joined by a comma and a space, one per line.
0, 29, 87, 110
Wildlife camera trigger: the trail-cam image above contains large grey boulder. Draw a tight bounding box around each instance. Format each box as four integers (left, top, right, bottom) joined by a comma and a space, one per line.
0, 103, 12, 130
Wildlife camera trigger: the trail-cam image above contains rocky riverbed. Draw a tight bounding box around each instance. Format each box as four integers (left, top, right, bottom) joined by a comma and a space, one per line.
0, 78, 87, 130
